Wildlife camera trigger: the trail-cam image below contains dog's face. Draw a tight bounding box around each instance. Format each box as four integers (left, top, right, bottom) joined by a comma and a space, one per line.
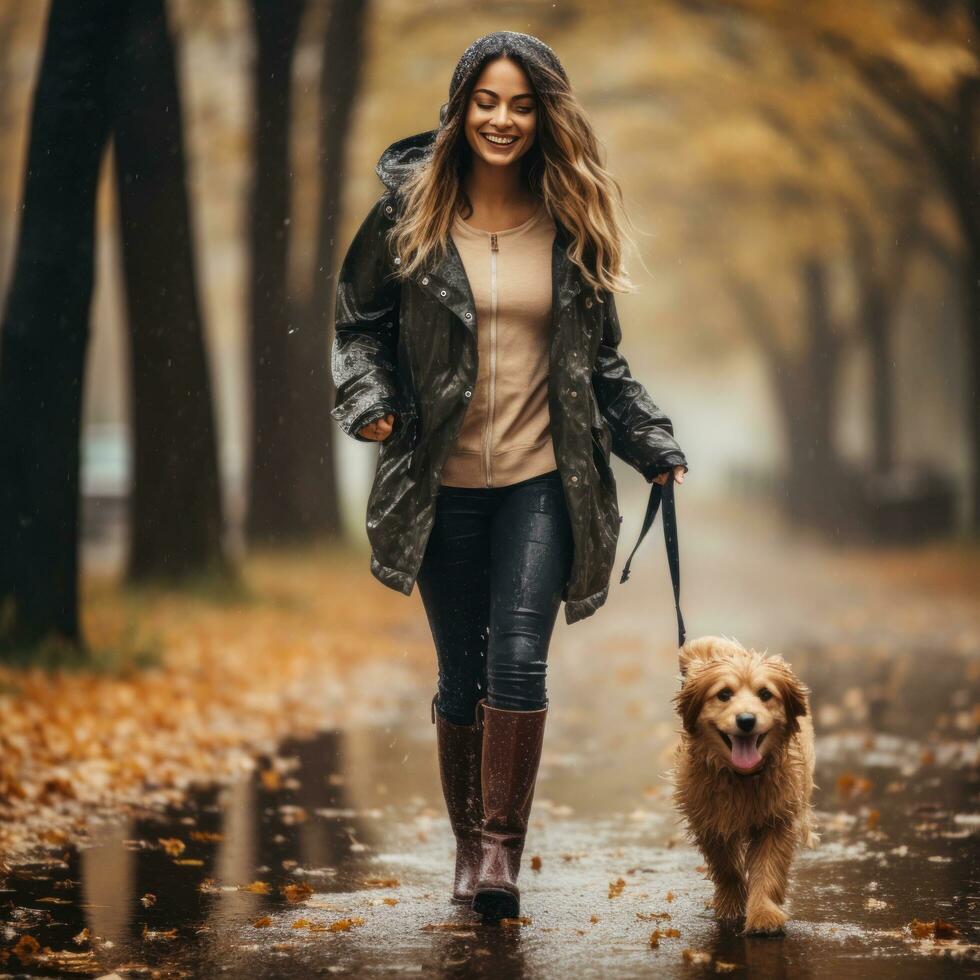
674, 636, 808, 774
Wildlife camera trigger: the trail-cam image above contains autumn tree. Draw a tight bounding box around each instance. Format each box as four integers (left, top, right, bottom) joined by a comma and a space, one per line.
111, 0, 230, 583
723, 0, 980, 527
0, 0, 230, 655
0, 0, 127, 650
245, 0, 307, 545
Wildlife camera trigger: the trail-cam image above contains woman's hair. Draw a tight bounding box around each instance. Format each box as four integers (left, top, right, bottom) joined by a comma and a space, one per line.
389, 38, 640, 297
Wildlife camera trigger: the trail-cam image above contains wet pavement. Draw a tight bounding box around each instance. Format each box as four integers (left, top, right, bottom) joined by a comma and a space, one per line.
2, 491, 978, 977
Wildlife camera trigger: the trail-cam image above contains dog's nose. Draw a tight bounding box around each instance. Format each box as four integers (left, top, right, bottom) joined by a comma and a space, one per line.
736, 713, 756, 733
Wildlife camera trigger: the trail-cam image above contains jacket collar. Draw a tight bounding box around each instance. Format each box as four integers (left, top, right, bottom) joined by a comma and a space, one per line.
391, 197, 582, 342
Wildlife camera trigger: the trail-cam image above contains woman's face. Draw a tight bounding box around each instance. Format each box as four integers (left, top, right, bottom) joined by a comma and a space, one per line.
463, 56, 538, 168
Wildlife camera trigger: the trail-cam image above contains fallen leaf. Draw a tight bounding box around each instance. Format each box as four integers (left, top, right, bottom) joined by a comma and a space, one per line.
190, 831, 224, 843
260, 769, 281, 791
240, 880, 272, 894
282, 882, 314, 903
637, 911, 671, 922
608, 877, 626, 899
12, 935, 40, 965
327, 916, 365, 932
682, 948, 712, 964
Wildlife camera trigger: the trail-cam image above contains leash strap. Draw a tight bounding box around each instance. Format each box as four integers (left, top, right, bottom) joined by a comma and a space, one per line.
619, 471, 686, 648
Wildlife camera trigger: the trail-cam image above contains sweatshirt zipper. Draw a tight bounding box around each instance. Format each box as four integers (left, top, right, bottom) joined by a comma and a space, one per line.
484, 232, 498, 486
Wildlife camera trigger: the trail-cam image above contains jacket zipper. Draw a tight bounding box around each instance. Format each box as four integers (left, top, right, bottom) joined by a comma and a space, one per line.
484, 232, 498, 486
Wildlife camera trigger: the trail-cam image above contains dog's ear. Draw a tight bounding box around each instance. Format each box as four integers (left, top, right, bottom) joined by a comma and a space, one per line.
767, 656, 809, 735
673, 668, 712, 735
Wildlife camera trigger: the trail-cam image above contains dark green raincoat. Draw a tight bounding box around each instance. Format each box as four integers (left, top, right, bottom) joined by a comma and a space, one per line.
330, 130, 689, 624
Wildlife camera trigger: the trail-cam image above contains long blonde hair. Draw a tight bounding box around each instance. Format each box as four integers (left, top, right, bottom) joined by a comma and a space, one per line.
389, 51, 640, 298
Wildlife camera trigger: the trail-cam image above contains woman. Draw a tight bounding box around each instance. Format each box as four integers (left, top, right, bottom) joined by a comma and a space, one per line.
330, 31, 688, 921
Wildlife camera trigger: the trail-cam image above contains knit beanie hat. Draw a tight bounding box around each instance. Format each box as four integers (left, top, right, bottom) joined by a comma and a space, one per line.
438, 31, 568, 126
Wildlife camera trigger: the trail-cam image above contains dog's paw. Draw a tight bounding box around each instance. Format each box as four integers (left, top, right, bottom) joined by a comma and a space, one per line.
712, 886, 746, 922
743, 901, 788, 937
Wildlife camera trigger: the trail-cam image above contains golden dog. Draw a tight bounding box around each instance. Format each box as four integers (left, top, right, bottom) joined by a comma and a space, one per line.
671, 635, 816, 935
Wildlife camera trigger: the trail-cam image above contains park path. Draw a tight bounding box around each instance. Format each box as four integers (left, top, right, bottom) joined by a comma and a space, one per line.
2, 487, 977, 977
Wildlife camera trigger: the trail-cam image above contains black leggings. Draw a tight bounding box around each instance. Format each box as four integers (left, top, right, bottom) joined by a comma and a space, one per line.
417, 468, 574, 725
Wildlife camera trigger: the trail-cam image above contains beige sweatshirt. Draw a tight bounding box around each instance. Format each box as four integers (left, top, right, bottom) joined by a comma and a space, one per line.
440, 201, 558, 488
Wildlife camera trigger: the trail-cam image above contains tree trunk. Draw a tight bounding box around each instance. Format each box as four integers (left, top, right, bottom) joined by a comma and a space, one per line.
289, 0, 370, 538
0, 0, 126, 653
244, 0, 306, 546
110, 0, 230, 583
771, 259, 844, 528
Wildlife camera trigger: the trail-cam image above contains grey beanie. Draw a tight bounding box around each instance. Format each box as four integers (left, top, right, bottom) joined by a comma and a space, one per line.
439, 31, 568, 126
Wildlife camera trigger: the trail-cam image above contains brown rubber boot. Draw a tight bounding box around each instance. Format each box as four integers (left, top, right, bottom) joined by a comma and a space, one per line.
472, 699, 548, 921
431, 695, 485, 903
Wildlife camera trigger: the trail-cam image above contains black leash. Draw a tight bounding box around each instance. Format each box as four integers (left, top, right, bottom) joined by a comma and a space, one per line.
619, 471, 686, 648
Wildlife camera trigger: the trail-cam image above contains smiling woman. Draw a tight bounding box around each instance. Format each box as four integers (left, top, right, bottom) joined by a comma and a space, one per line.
330, 29, 691, 926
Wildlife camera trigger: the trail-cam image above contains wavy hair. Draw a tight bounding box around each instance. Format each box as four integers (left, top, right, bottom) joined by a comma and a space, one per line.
388, 46, 640, 298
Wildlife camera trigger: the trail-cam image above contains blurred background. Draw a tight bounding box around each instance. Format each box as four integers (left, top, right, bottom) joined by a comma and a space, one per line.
0, 2, 977, 976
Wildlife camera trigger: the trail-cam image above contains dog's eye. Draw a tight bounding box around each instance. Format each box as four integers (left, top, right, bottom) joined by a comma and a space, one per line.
758, 688, 773, 702
716, 689, 733, 702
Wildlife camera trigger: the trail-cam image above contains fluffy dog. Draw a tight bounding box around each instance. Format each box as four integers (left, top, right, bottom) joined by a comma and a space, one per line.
671, 635, 816, 935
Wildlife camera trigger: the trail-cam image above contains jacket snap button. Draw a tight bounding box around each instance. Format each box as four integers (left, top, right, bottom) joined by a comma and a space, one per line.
394, 256, 401, 265
463, 389, 472, 398
384, 205, 393, 214
440, 289, 447, 297
570, 474, 579, 484
464, 312, 472, 320
570, 390, 578, 398
585, 296, 593, 308
421, 276, 429, 285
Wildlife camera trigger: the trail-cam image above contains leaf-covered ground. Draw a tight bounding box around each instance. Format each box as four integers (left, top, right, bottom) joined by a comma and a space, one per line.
1, 494, 978, 977
0, 545, 430, 871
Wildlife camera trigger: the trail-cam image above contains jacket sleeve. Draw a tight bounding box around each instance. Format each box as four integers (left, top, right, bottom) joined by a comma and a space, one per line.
330, 193, 402, 443
591, 291, 689, 481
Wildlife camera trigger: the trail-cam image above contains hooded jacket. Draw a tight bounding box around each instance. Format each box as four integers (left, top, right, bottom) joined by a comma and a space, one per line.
329, 126, 689, 624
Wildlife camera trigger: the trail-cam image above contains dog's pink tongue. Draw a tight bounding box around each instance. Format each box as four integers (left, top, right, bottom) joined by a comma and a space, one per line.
731, 734, 761, 770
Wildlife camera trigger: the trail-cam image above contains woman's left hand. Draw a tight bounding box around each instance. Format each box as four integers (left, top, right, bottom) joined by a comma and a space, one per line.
650, 465, 686, 486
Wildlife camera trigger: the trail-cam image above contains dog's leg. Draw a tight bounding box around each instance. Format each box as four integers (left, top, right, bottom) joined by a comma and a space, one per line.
696, 831, 745, 922
743, 823, 796, 936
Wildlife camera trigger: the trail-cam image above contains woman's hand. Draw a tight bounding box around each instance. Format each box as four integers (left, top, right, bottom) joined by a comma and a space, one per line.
649, 465, 686, 486
358, 413, 395, 441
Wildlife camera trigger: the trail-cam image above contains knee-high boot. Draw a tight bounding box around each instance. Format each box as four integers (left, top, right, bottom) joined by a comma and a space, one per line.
472, 699, 548, 921
431, 695, 485, 903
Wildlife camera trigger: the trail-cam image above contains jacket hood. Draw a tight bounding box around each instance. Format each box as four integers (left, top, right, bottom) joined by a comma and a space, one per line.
375, 128, 439, 193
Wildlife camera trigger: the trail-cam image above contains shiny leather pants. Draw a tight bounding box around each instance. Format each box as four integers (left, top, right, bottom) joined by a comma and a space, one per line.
417, 468, 574, 725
